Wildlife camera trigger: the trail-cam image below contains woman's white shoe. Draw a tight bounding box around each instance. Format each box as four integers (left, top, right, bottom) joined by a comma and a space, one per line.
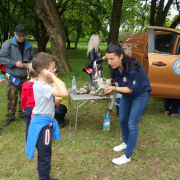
113, 142, 127, 152
112, 155, 131, 165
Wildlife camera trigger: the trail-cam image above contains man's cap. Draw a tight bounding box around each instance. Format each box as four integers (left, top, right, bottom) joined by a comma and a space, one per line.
6, 73, 20, 85
28, 63, 36, 73
15, 24, 26, 36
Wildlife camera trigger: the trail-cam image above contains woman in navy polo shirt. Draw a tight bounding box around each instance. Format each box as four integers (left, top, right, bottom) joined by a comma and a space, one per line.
104, 42, 152, 165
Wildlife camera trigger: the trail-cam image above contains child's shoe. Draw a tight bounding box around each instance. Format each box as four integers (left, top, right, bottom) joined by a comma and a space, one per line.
49, 177, 59, 180
164, 111, 169, 115
38, 178, 59, 180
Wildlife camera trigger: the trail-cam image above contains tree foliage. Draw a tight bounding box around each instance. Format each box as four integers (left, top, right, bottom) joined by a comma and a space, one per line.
56, 0, 109, 48
0, 0, 21, 45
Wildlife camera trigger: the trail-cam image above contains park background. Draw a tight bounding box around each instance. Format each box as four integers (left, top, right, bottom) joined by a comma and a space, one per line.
0, 0, 180, 179
0, 42, 180, 180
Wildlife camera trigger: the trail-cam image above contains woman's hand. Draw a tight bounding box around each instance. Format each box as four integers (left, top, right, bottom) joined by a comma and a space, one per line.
104, 86, 115, 94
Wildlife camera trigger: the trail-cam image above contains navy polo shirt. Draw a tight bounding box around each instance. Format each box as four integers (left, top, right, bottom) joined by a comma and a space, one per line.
115, 61, 152, 98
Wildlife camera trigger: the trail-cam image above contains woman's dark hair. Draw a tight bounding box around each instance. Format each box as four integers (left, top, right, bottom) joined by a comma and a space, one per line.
105, 42, 141, 80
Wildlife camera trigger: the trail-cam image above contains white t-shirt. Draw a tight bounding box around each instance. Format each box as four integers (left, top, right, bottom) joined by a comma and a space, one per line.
32, 81, 55, 118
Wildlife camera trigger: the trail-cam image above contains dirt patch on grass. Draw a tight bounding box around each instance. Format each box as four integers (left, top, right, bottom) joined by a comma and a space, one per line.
96, 167, 120, 180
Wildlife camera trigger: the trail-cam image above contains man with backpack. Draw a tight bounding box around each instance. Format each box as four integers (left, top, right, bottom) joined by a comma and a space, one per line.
0, 24, 34, 126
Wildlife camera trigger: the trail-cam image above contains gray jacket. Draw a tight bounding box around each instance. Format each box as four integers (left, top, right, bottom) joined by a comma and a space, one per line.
0, 36, 34, 78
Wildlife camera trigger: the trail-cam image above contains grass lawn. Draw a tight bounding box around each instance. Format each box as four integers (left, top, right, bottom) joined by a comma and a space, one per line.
31, 41, 107, 59
0, 42, 180, 180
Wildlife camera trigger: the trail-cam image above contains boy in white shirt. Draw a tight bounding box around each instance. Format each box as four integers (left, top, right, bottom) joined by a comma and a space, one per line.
26, 52, 69, 180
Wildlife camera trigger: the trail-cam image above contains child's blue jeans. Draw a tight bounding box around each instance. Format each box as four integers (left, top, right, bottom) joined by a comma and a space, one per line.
25, 107, 33, 141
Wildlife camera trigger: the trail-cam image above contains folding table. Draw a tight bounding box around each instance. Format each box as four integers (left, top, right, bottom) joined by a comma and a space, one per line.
68, 89, 121, 143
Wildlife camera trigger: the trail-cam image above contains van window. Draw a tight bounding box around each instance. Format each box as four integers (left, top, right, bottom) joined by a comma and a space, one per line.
155, 33, 174, 53
177, 38, 180, 55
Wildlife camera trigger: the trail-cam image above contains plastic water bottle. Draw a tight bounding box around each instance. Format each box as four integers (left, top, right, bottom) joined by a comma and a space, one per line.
72, 76, 76, 92
103, 110, 110, 131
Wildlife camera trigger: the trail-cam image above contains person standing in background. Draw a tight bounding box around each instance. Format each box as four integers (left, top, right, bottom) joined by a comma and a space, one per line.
0, 24, 34, 126
164, 98, 179, 116
87, 34, 103, 104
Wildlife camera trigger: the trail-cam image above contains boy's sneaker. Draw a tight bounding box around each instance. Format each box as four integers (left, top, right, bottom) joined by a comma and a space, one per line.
112, 155, 131, 165
39, 178, 59, 180
113, 142, 127, 152
59, 123, 65, 129
49, 177, 59, 180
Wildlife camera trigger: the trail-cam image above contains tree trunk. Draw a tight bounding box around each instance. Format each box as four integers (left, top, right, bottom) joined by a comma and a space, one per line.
154, 0, 173, 26
65, 27, 71, 49
74, 34, 79, 49
3, 25, 9, 42
35, 0, 72, 74
0, 34, 2, 47
38, 36, 49, 52
169, 14, 180, 29
107, 0, 123, 44
33, 19, 49, 52
149, 0, 157, 26
38, 21, 49, 52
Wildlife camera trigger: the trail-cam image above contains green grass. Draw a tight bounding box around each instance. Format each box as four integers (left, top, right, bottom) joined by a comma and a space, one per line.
31, 41, 107, 59
0, 42, 180, 179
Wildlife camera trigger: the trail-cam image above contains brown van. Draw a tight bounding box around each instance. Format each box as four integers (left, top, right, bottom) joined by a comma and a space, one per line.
121, 26, 180, 99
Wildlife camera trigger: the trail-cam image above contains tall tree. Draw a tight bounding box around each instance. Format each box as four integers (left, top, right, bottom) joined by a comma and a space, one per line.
35, 0, 72, 74
169, 0, 180, 28
169, 14, 180, 28
108, 0, 123, 44
150, 0, 174, 26
18, 0, 49, 52
59, 0, 108, 49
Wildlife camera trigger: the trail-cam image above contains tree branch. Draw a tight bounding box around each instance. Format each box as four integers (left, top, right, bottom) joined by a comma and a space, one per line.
175, 0, 180, 14
169, 14, 180, 28
150, 0, 157, 26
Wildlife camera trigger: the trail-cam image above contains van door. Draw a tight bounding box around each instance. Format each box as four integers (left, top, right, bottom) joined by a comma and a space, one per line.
148, 27, 180, 98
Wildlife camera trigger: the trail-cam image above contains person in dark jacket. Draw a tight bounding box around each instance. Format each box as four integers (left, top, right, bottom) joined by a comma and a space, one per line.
87, 34, 106, 104
0, 24, 34, 126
